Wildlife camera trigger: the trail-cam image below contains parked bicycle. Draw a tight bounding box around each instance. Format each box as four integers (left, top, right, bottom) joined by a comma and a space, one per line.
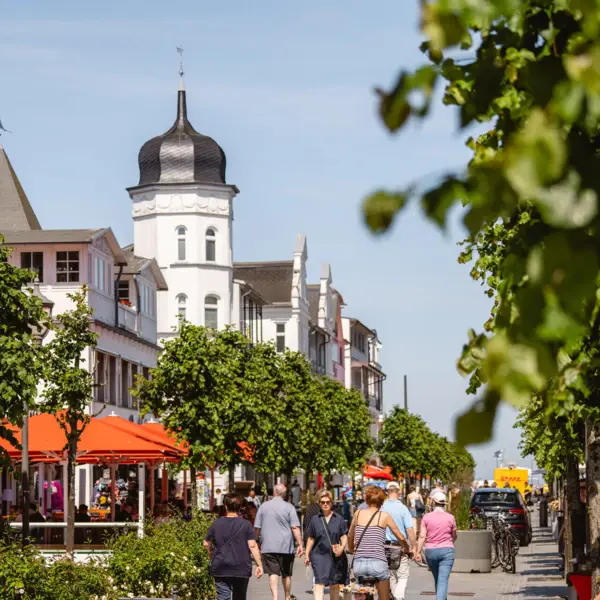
487, 512, 519, 573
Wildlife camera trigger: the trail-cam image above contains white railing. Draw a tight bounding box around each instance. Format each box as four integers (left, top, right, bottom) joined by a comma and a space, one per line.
118, 303, 137, 333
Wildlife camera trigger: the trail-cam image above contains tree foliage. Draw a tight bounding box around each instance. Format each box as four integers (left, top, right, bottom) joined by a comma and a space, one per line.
363, 0, 600, 444
378, 407, 475, 483
39, 287, 98, 553
515, 393, 584, 479
135, 323, 373, 486
0, 238, 47, 463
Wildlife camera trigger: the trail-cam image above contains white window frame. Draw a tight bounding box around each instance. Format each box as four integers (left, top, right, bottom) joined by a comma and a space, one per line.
205, 228, 216, 262
56, 250, 80, 283
276, 323, 286, 353
177, 226, 187, 261
177, 294, 187, 323
204, 295, 218, 329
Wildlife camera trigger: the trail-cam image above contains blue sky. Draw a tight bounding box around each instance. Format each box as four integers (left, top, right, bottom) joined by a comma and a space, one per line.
1, 1, 527, 478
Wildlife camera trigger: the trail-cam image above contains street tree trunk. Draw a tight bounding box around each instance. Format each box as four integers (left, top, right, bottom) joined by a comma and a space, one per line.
565, 449, 586, 569
586, 417, 600, 598
66, 418, 77, 556
189, 466, 197, 510
228, 465, 235, 493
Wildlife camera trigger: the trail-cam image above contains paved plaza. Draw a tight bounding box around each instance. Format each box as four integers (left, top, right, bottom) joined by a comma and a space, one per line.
248, 519, 566, 599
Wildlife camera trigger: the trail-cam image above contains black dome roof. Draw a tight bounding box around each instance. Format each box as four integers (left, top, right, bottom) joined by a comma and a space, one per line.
137, 89, 226, 186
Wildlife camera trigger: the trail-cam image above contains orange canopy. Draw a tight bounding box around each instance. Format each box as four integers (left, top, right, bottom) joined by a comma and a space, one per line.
363, 465, 394, 481
0, 413, 183, 464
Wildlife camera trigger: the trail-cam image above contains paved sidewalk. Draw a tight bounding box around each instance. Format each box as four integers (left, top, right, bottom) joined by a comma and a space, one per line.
248, 521, 566, 599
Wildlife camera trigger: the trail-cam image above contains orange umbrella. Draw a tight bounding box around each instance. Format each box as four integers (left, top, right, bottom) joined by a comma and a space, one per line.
1, 413, 182, 464
101, 414, 187, 457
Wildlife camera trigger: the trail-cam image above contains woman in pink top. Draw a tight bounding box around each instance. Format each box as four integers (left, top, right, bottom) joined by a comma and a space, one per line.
415, 491, 457, 600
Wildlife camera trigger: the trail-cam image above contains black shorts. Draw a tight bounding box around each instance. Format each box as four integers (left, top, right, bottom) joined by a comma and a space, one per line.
262, 553, 295, 577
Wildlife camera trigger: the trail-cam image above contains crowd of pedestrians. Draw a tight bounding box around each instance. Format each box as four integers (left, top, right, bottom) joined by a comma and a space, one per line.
202, 480, 460, 600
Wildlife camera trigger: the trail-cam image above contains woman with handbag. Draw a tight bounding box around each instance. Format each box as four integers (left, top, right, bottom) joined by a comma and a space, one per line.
347, 486, 410, 600
204, 493, 264, 600
408, 485, 426, 535
304, 489, 349, 600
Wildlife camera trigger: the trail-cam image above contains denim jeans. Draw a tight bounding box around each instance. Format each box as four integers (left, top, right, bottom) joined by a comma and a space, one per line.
353, 557, 390, 580
425, 548, 454, 600
214, 576, 249, 600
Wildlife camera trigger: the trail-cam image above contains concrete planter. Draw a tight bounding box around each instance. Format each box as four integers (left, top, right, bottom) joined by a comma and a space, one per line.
452, 530, 492, 573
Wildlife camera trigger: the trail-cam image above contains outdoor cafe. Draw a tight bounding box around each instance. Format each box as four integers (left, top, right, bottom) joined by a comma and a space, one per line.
0, 412, 188, 549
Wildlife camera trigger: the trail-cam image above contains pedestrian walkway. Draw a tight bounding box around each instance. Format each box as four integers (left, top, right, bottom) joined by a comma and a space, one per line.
247, 521, 566, 599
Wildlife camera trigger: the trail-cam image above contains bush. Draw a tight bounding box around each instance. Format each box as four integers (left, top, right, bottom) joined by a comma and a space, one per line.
0, 540, 117, 600
106, 512, 214, 600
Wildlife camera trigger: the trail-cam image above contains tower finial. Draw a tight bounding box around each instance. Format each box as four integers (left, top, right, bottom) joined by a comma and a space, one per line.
176, 45, 185, 91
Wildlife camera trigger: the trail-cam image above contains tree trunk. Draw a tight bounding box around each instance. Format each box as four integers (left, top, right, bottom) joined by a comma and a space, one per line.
586, 417, 600, 598
189, 466, 197, 510
66, 424, 77, 556
565, 438, 586, 570
228, 465, 235, 493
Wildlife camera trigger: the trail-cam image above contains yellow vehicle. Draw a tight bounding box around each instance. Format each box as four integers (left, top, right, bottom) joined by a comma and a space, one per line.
493, 468, 529, 496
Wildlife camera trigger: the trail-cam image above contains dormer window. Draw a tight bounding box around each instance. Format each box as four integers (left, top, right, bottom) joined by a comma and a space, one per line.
205, 228, 216, 262
177, 226, 187, 261
21, 252, 44, 282
56, 251, 79, 283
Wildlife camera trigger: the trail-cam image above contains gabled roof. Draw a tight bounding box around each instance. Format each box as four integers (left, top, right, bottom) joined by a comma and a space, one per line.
2, 228, 127, 265
121, 244, 168, 290
0, 146, 41, 231
233, 261, 293, 304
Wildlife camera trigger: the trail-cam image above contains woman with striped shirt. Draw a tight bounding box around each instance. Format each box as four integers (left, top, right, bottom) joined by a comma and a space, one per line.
348, 486, 410, 600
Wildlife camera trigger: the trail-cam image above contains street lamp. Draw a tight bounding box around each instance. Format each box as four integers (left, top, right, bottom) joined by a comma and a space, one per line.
22, 278, 53, 545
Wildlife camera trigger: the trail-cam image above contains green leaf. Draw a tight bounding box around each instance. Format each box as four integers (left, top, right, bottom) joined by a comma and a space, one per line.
362, 190, 407, 233
455, 393, 500, 446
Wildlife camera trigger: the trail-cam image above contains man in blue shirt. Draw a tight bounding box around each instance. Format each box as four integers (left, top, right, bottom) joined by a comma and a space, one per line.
382, 481, 416, 600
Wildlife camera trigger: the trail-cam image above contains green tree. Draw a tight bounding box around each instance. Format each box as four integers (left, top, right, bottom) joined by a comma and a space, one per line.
378, 407, 435, 479
361, 3, 600, 589
136, 324, 292, 494
39, 287, 97, 554
0, 237, 47, 463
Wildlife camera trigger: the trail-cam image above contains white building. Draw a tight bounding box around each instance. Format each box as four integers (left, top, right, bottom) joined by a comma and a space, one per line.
0, 78, 386, 496
0, 146, 167, 505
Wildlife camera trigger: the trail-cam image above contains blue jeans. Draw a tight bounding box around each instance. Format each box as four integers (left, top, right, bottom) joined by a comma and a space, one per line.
214, 577, 249, 600
425, 548, 454, 600
353, 557, 390, 580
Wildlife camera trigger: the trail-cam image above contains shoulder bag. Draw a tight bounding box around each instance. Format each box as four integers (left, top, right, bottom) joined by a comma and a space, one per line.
320, 515, 340, 559
209, 522, 246, 576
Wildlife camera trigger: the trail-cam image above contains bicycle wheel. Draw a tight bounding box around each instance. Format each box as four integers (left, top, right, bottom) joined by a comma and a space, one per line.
501, 532, 516, 573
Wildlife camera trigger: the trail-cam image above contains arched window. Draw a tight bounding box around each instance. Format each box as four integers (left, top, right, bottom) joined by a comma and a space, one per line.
204, 295, 218, 329
176, 294, 187, 322
177, 226, 186, 261
205, 228, 216, 262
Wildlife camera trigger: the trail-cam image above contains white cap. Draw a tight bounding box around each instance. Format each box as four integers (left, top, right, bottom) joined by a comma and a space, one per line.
386, 481, 400, 490
431, 491, 447, 505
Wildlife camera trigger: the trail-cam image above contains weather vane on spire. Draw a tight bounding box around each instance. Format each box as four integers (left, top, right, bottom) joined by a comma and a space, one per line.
176, 46, 185, 87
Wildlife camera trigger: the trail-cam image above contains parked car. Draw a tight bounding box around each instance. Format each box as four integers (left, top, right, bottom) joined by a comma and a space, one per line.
470, 488, 532, 546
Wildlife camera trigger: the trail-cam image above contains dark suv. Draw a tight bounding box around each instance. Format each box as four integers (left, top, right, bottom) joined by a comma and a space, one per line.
470, 488, 532, 546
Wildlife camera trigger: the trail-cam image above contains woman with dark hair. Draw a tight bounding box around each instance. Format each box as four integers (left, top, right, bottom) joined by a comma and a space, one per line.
204, 493, 264, 600
348, 486, 410, 600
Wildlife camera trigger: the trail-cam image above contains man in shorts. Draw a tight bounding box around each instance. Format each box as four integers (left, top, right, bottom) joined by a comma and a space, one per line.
255, 483, 303, 600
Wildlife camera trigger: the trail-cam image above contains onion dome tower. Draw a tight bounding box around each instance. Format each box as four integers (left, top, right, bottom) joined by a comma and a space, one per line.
127, 69, 238, 340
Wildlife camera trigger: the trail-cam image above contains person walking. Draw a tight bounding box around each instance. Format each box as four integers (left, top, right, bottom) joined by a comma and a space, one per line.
383, 482, 416, 600
254, 483, 303, 600
427, 480, 444, 510
247, 489, 261, 509
304, 489, 349, 600
204, 493, 263, 600
407, 485, 425, 535
415, 491, 456, 600
348, 486, 409, 600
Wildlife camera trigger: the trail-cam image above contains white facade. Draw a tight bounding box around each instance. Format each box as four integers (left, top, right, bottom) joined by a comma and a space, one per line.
129, 183, 237, 340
